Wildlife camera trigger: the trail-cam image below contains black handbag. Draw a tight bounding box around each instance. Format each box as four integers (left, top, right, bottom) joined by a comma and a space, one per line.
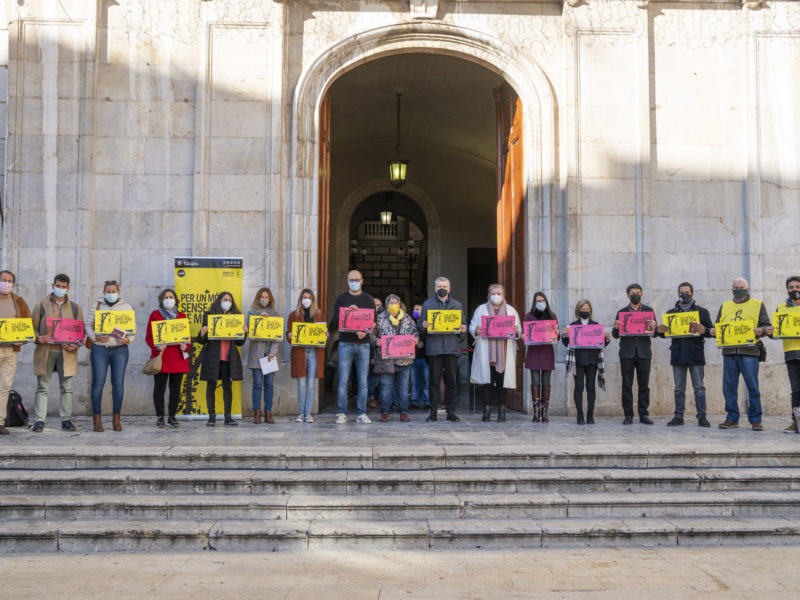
372, 358, 395, 374
757, 339, 767, 362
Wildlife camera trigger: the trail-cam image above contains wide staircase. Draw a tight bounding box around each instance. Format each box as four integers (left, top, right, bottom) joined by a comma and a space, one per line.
2, 441, 800, 552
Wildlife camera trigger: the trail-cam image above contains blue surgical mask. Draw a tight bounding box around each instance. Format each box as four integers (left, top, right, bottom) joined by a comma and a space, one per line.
105, 293, 119, 304
348, 281, 361, 292
412, 310, 420, 319
53, 287, 67, 299
535, 302, 546, 312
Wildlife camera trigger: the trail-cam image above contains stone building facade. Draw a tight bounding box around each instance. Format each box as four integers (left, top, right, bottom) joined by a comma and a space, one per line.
1, 0, 798, 418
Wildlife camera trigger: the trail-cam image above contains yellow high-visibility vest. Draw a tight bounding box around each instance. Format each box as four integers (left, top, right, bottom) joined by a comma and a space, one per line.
719, 298, 761, 327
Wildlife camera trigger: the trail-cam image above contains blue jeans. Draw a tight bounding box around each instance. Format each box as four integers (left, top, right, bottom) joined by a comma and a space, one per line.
337, 342, 370, 415
368, 371, 380, 400
722, 354, 761, 424
90, 344, 129, 415
251, 369, 275, 412
410, 358, 430, 407
297, 348, 317, 417
379, 364, 411, 414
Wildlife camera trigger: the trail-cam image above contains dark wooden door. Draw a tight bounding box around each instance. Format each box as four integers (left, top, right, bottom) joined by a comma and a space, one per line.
494, 84, 526, 411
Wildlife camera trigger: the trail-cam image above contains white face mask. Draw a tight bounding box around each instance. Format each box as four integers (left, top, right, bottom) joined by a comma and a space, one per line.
301, 298, 312, 309
490, 294, 503, 306
220, 300, 232, 312
0, 281, 12, 295
162, 298, 176, 310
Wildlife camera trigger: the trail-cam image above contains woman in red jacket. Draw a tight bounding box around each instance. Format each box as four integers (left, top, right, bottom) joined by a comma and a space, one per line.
286, 289, 326, 422
145, 289, 190, 428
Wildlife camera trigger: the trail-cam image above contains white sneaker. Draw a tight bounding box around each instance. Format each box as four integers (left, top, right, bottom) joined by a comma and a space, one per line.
357, 413, 372, 424
305, 415, 314, 423
295, 415, 304, 423
335, 413, 347, 424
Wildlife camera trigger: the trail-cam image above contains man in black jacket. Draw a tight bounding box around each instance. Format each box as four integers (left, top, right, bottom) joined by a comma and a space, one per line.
612, 283, 657, 425
656, 282, 714, 427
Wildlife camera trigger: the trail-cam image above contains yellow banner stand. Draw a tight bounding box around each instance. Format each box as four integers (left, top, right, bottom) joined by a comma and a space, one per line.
249, 316, 284, 341
174, 257, 243, 418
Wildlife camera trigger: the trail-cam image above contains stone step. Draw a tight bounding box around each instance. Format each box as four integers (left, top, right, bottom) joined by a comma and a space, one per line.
1, 467, 798, 495
3, 445, 799, 470
3, 516, 799, 552
1, 491, 798, 522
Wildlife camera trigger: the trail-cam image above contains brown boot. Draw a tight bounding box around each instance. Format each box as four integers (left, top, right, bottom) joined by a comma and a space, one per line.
541, 385, 551, 423
531, 384, 541, 422
0, 424, 8, 435
265, 411, 275, 424
253, 410, 262, 424
93, 414, 104, 432
112, 414, 122, 432
785, 419, 798, 433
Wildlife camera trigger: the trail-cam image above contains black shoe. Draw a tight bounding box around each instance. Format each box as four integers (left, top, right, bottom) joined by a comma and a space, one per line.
667, 417, 684, 427
497, 405, 506, 423
224, 414, 238, 426
576, 412, 585, 425
426, 413, 438, 422
446, 414, 461, 422
482, 406, 491, 422
698, 416, 710, 428
167, 416, 179, 428
156, 416, 166, 428
206, 415, 216, 427
623, 416, 633, 425
640, 416, 654, 425
587, 414, 595, 424
32, 421, 44, 433
61, 420, 76, 432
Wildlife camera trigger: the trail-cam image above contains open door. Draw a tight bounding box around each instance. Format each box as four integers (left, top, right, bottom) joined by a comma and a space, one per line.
495, 84, 526, 411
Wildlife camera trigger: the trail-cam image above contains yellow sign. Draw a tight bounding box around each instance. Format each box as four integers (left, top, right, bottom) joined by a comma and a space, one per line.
662, 311, 700, 337
0, 318, 35, 343
291, 321, 327, 347
715, 321, 756, 347
207, 313, 245, 340
95, 310, 136, 335
151, 318, 191, 346
428, 309, 462, 334
248, 316, 284, 341
772, 309, 800, 339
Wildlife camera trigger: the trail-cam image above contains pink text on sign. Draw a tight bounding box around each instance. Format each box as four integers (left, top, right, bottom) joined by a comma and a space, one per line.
481, 315, 516, 339
338, 307, 375, 332
619, 311, 655, 336
523, 320, 558, 345
381, 334, 416, 359
568, 324, 606, 348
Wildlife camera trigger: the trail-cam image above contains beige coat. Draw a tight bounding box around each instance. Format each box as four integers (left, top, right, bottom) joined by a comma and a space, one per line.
32, 294, 85, 377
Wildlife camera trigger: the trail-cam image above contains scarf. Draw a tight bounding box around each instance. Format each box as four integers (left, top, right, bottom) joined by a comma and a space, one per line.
677, 298, 696, 312
159, 307, 178, 320
486, 301, 507, 374
389, 309, 404, 328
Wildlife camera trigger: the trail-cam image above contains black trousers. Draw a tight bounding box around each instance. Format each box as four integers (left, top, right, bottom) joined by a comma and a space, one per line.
206, 361, 233, 414
574, 364, 597, 414
427, 354, 459, 415
620, 356, 651, 418
482, 365, 506, 408
787, 360, 800, 410
153, 372, 182, 417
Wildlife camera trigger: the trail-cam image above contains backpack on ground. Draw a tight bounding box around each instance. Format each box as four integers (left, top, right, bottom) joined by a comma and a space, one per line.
5, 390, 28, 427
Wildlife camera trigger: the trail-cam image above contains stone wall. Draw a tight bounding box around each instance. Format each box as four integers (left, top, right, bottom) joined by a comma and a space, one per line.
0, 0, 798, 418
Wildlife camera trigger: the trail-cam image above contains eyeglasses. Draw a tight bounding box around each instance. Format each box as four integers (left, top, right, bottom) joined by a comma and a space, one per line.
104, 280, 118, 286
348, 279, 362, 283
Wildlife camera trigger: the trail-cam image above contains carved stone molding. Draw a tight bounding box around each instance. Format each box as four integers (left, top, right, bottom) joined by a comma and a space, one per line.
742, 0, 765, 9
410, 0, 438, 19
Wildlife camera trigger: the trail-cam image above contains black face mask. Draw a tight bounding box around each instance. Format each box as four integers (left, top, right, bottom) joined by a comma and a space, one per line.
790, 290, 800, 300
629, 294, 641, 305
679, 293, 692, 304
376, 306, 384, 314
578, 311, 590, 320
732, 289, 748, 300
436, 288, 448, 298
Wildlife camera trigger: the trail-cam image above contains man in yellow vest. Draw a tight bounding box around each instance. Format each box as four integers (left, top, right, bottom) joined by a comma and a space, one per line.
710, 278, 771, 431
767, 276, 800, 433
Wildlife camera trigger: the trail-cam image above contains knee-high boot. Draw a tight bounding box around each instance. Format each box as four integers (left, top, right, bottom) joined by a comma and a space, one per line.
531, 384, 541, 423
574, 395, 585, 425
206, 394, 216, 426
586, 395, 596, 424
541, 385, 551, 423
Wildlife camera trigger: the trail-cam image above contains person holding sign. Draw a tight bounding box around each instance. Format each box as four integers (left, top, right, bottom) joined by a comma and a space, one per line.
655, 282, 714, 428
612, 284, 658, 425
710, 278, 771, 431
409, 303, 430, 411
31, 274, 84, 433
0, 270, 31, 436
371, 294, 418, 422
145, 289, 190, 429
246, 287, 280, 425
197, 292, 248, 426
330, 270, 375, 425
287, 289, 327, 422
562, 300, 610, 424
767, 276, 800, 433
85, 280, 135, 432
419, 277, 467, 422
469, 284, 521, 423
523, 292, 558, 423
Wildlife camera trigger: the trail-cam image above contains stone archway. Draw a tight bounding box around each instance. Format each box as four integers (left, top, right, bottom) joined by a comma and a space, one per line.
283, 21, 557, 313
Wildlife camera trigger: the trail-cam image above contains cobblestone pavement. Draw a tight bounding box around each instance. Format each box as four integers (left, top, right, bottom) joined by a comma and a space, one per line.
2, 547, 797, 599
